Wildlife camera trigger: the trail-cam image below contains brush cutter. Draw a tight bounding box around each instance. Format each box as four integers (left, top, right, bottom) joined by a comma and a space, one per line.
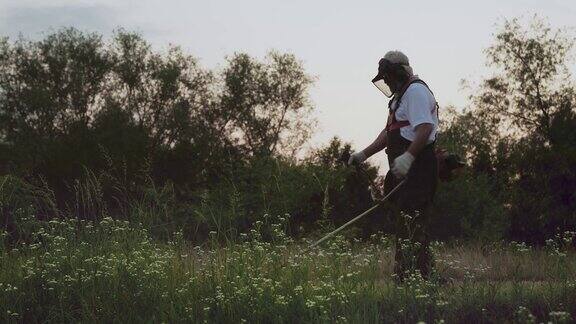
308, 149, 465, 249
308, 179, 405, 249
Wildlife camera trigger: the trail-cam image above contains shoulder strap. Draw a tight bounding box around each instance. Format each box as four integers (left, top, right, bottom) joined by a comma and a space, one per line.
392, 77, 434, 111
386, 77, 440, 130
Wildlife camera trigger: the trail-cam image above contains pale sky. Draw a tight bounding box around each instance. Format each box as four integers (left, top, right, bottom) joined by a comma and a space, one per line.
1, 0, 575, 171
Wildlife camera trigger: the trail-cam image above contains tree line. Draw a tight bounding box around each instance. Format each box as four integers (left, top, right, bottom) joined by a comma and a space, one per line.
0, 17, 574, 244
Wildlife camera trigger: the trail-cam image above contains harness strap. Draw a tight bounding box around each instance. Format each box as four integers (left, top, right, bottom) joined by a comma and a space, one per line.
385, 77, 436, 131
386, 120, 410, 131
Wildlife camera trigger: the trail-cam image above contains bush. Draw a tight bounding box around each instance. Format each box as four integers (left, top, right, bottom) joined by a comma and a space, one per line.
432, 173, 508, 242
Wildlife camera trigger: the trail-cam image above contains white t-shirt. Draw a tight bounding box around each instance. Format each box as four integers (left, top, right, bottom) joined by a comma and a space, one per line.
390, 82, 438, 143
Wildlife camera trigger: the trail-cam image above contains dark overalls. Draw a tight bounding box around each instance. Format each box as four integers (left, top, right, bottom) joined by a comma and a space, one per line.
383, 79, 438, 280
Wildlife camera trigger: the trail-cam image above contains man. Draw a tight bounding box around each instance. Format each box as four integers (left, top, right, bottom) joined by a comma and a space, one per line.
348, 51, 439, 281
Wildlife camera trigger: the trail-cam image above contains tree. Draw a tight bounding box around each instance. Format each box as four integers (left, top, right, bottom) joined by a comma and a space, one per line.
482, 16, 574, 140
442, 16, 576, 243
0, 28, 318, 218
219, 51, 315, 158
0, 29, 111, 171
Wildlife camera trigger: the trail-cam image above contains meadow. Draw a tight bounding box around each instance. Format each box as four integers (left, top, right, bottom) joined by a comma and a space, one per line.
1, 213, 575, 323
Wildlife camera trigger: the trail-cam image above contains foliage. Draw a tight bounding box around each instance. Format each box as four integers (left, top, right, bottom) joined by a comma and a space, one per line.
440, 16, 576, 244
432, 173, 507, 242
1, 16, 576, 248
221, 51, 315, 157
0, 28, 316, 217
0, 213, 575, 323
484, 16, 574, 139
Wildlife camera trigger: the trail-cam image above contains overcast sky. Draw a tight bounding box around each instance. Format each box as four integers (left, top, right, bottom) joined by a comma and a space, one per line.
1, 0, 575, 170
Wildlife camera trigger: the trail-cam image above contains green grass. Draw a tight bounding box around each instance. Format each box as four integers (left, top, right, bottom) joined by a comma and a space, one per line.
0, 216, 575, 323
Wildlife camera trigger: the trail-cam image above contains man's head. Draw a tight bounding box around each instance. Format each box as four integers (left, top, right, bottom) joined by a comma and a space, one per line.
372, 50, 414, 97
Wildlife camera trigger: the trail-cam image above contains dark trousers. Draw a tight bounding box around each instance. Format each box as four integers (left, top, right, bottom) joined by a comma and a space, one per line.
384, 131, 438, 281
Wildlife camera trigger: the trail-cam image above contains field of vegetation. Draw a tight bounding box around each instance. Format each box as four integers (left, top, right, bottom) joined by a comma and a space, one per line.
1, 212, 575, 323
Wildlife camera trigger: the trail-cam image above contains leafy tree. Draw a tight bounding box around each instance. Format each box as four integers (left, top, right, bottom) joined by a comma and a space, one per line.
442, 16, 576, 243
220, 52, 315, 158
482, 16, 574, 140
0, 28, 317, 221
0, 29, 111, 172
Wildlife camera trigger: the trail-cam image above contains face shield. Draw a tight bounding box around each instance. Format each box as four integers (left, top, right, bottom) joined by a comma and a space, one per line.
372, 58, 412, 98
372, 58, 394, 98
372, 76, 393, 97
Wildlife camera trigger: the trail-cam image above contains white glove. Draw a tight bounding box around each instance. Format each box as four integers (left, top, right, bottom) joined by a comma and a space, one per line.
391, 152, 415, 178
348, 151, 367, 165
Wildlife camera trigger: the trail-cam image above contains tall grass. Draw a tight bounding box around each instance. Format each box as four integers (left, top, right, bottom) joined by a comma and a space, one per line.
1, 172, 575, 323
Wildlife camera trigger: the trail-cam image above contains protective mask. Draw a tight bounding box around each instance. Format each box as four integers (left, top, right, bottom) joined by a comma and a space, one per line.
372, 78, 393, 98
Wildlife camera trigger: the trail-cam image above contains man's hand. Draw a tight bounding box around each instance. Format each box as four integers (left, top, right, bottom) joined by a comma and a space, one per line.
348, 151, 367, 165
391, 152, 414, 178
